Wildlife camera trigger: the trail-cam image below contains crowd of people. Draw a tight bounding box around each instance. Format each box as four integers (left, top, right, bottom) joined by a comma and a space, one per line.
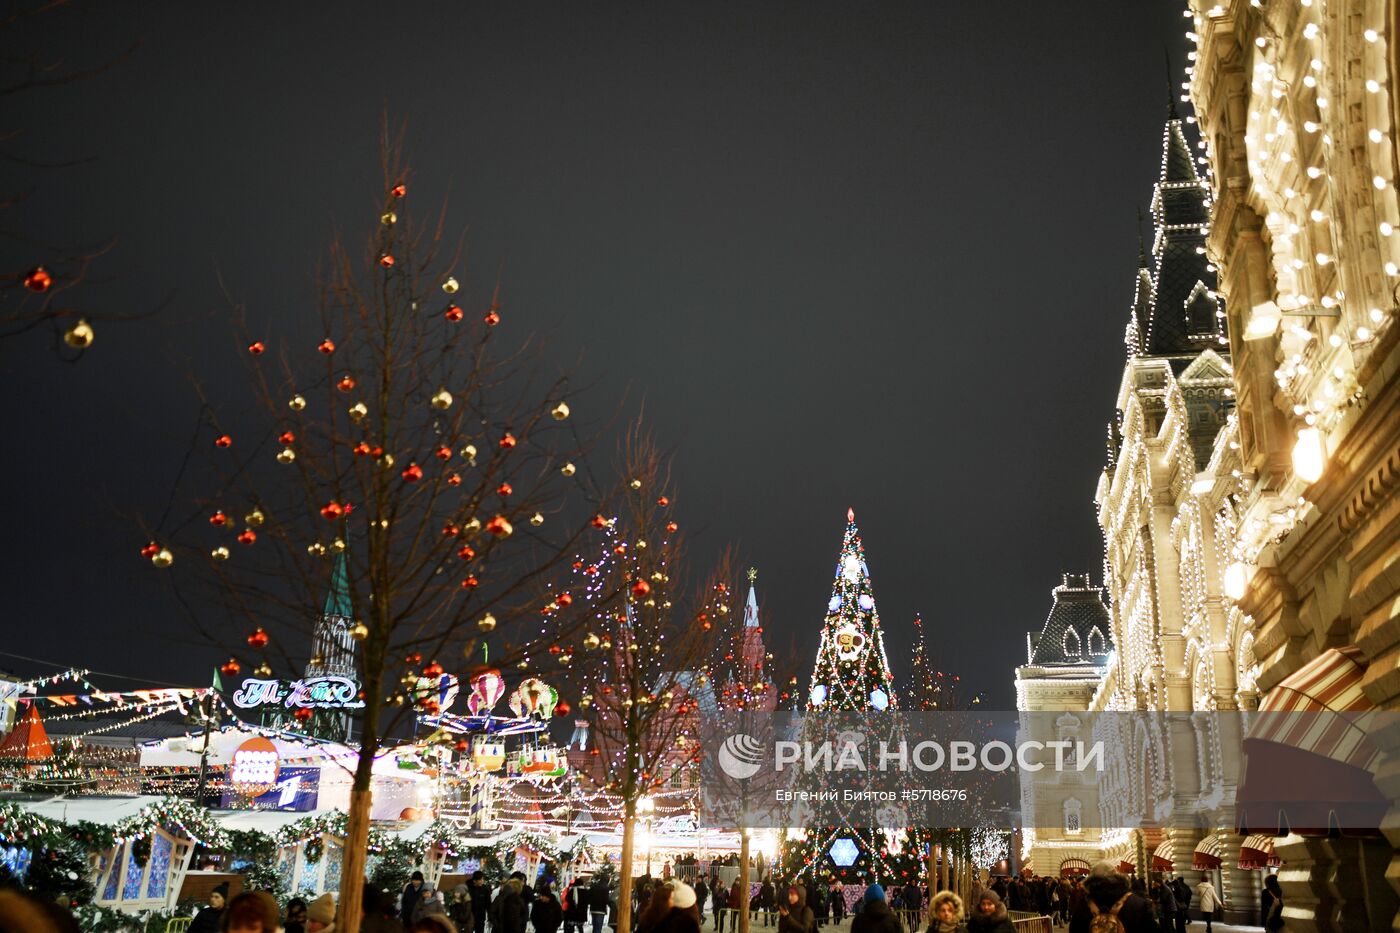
0, 859, 1284, 933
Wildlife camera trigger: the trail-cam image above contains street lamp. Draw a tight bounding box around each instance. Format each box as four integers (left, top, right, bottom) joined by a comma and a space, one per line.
639, 794, 656, 875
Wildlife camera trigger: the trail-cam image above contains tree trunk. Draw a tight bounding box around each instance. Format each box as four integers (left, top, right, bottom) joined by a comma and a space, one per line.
339, 785, 373, 933
738, 832, 751, 933
618, 808, 636, 933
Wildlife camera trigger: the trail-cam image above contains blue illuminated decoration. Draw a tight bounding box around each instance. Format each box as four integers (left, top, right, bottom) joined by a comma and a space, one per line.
810, 685, 828, 705
870, 688, 889, 710
828, 837, 860, 867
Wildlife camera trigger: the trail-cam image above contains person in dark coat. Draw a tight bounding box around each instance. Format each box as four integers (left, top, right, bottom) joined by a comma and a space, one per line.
467, 872, 491, 933
588, 876, 612, 933
402, 872, 429, 928
757, 879, 776, 927
808, 881, 828, 928
1261, 874, 1284, 931
1067, 863, 1158, 933
964, 890, 1013, 933
694, 879, 709, 925
849, 885, 901, 933
712, 881, 729, 931
777, 884, 816, 933
1169, 878, 1189, 933
828, 881, 846, 925
490, 878, 528, 933
533, 881, 564, 933
1152, 881, 1177, 931
640, 882, 703, 933
565, 879, 591, 933
189, 882, 228, 933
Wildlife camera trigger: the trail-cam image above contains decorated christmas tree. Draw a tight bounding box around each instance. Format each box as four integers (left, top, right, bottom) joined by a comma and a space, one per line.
783, 509, 920, 884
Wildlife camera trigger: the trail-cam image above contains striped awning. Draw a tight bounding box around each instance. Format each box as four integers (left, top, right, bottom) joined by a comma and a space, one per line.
1151, 839, 1174, 872
1059, 857, 1090, 876
1248, 646, 1378, 770
1116, 859, 1135, 874
1238, 834, 1281, 869
1192, 834, 1223, 870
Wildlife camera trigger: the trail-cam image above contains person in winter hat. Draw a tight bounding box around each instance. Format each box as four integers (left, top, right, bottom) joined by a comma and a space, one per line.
964, 889, 1013, 933
307, 892, 337, 932
190, 881, 228, 933
778, 884, 816, 933
926, 890, 964, 933
491, 877, 529, 933
532, 880, 565, 933
647, 881, 702, 933
1068, 862, 1158, 933
849, 885, 901, 933
224, 890, 282, 933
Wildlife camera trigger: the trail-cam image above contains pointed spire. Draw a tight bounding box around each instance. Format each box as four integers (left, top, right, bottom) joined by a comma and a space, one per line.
1136, 208, 1148, 268
1164, 47, 1178, 120
324, 549, 353, 618
744, 572, 760, 628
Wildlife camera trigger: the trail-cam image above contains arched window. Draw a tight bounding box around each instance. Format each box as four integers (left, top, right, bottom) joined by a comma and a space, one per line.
1088, 627, 1106, 655
1062, 628, 1081, 658
1064, 799, 1082, 835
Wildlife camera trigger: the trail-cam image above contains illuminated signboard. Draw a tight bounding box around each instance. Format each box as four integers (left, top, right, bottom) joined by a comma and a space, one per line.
231, 675, 365, 710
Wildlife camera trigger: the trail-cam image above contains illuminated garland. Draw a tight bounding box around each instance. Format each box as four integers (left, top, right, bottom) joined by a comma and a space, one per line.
110, 796, 230, 849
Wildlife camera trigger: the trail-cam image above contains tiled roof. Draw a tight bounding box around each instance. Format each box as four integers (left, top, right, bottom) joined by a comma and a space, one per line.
1027, 574, 1113, 666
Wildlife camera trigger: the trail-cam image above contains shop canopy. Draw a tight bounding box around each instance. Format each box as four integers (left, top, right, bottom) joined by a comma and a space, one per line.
1238, 834, 1281, 869
1151, 840, 1174, 872
0, 706, 52, 760
1193, 834, 1223, 870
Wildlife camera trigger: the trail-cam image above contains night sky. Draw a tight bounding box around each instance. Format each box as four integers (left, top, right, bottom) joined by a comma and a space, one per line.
4, 2, 1190, 706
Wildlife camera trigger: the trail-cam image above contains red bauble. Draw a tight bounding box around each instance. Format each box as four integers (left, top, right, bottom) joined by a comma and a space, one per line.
247, 341, 266, 355
140, 542, 160, 559
405, 653, 422, 665
557, 593, 573, 607
337, 375, 355, 392
247, 628, 270, 649
554, 701, 571, 717
486, 515, 512, 537
379, 254, 395, 268
293, 707, 314, 722
460, 576, 479, 589
278, 431, 296, 445
447, 472, 462, 486
435, 446, 452, 461
457, 545, 476, 562
657, 496, 670, 506
666, 521, 679, 533
499, 432, 517, 449
455, 740, 469, 752
444, 305, 463, 322
484, 308, 501, 326
220, 658, 241, 677
402, 463, 423, 482
214, 434, 233, 448
320, 501, 344, 520
442, 523, 460, 538
353, 442, 371, 456
23, 267, 52, 292
591, 514, 607, 529
548, 644, 561, 655
237, 529, 257, 545
496, 482, 512, 497
209, 511, 228, 526
318, 339, 336, 354
423, 660, 444, 677
391, 183, 407, 197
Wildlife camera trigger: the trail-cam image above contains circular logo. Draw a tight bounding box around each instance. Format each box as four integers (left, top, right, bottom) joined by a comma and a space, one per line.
717, 732, 765, 780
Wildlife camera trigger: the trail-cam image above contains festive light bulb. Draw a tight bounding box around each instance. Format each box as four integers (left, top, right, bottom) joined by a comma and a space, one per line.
1223, 562, 1251, 600
1293, 427, 1326, 482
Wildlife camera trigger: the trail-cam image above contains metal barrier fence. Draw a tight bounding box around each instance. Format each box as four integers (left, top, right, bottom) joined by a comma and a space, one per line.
1007, 911, 1052, 933
895, 909, 924, 930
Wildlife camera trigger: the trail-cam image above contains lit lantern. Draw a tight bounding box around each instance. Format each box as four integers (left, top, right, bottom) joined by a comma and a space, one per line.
1293, 427, 1326, 482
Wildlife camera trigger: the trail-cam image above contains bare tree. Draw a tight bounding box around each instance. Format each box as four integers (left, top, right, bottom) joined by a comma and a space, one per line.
147, 127, 629, 932
563, 432, 734, 933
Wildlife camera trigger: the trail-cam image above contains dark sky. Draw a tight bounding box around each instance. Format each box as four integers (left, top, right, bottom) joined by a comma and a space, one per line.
4, 2, 1191, 706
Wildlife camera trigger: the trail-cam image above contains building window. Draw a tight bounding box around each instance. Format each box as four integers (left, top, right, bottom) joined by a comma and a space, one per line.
1064, 799, 1082, 835
1062, 628, 1081, 658
1088, 627, 1106, 655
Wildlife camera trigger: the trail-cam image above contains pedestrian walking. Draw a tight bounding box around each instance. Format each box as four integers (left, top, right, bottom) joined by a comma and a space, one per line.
1261, 875, 1283, 931
1193, 876, 1220, 933
1066, 862, 1157, 933
927, 891, 965, 933
778, 884, 817, 933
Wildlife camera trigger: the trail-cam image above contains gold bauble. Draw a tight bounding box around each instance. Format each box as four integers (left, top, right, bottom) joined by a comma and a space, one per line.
276, 447, 296, 464
579, 694, 593, 709
478, 613, 497, 632
331, 538, 346, 552
245, 509, 265, 527
151, 548, 174, 568
583, 633, 600, 650
530, 512, 544, 527
255, 663, 273, 677
308, 542, 327, 556
381, 211, 397, 226
430, 388, 453, 410
516, 660, 529, 670
559, 652, 573, 663
289, 395, 307, 411
377, 452, 395, 468
350, 622, 369, 641
464, 517, 481, 533
211, 546, 230, 561
630, 478, 642, 489
442, 276, 460, 294
561, 462, 576, 477
349, 402, 368, 421
461, 444, 477, 463
551, 402, 570, 421
63, 319, 94, 349
636, 540, 647, 549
